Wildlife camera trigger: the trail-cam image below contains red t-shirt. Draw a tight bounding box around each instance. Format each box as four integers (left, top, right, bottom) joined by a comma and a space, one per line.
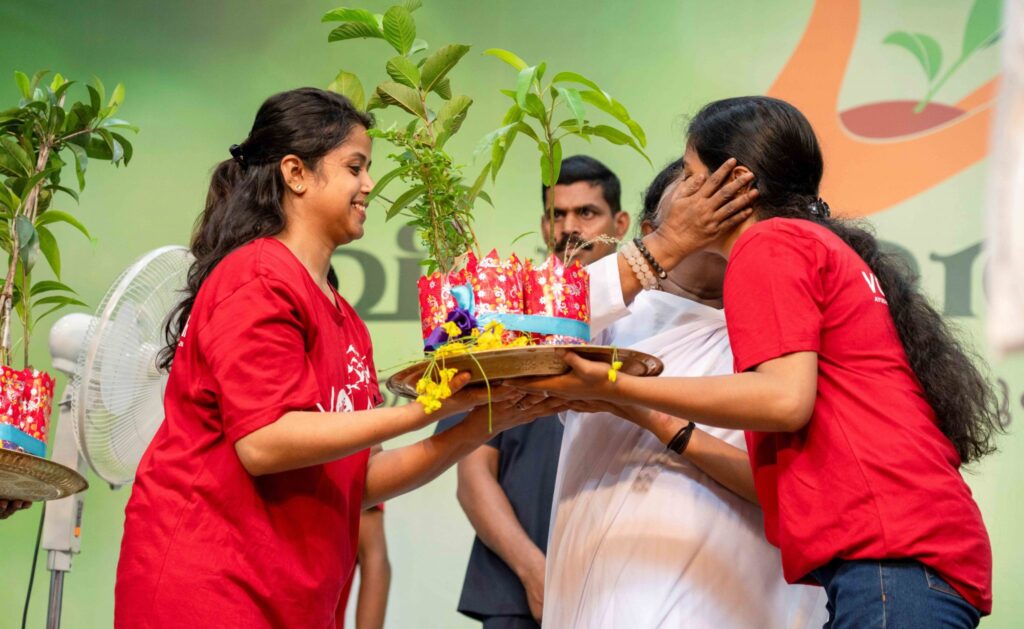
723, 218, 992, 614
116, 238, 382, 628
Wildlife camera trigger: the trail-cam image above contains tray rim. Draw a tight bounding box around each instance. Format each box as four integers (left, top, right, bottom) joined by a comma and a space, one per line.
0, 448, 89, 502
385, 344, 663, 399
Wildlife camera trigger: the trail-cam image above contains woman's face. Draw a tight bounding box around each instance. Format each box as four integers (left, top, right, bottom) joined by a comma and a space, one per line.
305, 126, 375, 246
680, 143, 711, 184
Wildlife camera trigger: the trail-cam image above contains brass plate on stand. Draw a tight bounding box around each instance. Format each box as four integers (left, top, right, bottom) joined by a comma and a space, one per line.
387, 345, 664, 399
0, 449, 88, 502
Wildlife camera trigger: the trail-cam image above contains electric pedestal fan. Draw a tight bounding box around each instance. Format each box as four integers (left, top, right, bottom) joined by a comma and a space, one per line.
40, 245, 192, 628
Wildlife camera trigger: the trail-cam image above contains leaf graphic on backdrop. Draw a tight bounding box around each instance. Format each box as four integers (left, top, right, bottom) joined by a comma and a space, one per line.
962, 0, 1001, 58
883, 31, 943, 82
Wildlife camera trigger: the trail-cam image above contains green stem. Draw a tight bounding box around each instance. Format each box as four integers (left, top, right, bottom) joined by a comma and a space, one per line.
915, 53, 969, 113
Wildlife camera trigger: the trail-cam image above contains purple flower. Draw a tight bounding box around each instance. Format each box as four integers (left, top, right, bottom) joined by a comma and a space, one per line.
447, 307, 478, 337
424, 307, 479, 351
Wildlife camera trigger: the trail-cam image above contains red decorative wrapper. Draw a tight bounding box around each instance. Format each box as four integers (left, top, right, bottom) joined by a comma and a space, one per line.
465, 250, 524, 343
523, 255, 590, 344
417, 268, 466, 341
0, 366, 55, 450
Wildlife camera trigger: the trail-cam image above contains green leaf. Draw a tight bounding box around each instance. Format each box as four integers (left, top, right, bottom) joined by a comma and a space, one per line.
91, 76, 106, 108
513, 121, 540, 143
386, 184, 426, 220
366, 92, 385, 111
15, 71, 30, 99
432, 77, 451, 100
98, 117, 139, 133
467, 162, 490, 202
96, 128, 124, 163
579, 90, 646, 147
474, 123, 516, 162
386, 56, 421, 88
36, 225, 59, 277
476, 190, 493, 206
963, 0, 1001, 58
555, 86, 585, 128
883, 31, 944, 82
502, 103, 523, 125
67, 143, 88, 189
322, 7, 379, 25
15, 215, 37, 270
434, 95, 472, 147
367, 164, 411, 203
49, 185, 79, 203
483, 48, 528, 71
328, 22, 384, 42
111, 132, 134, 165
376, 81, 426, 118
33, 295, 87, 308
403, 0, 423, 11
551, 71, 610, 101
108, 82, 125, 111
515, 65, 540, 108
491, 127, 516, 180
0, 137, 33, 175
33, 302, 78, 323
421, 44, 470, 92
588, 124, 651, 163
409, 39, 429, 56
539, 141, 563, 187
523, 94, 546, 120
30, 279, 76, 296
328, 70, 366, 110
35, 210, 91, 239
382, 6, 416, 55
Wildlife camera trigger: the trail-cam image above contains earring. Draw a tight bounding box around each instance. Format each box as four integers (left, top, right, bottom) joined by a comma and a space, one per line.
295, 184, 304, 192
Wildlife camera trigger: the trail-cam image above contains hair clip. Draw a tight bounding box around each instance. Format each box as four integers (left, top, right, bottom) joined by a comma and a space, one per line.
229, 144, 246, 167
809, 198, 831, 218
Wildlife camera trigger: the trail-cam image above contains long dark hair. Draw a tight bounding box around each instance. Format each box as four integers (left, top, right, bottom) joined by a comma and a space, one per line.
687, 96, 1000, 463
159, 88, 373, 369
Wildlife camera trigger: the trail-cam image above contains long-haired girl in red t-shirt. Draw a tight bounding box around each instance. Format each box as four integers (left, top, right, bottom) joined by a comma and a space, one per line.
114, 88, 562, 628
520, 96, 1001, 628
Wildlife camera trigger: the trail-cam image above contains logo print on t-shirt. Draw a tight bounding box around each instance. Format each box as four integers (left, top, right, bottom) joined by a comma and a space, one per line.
861, 271, 888, 305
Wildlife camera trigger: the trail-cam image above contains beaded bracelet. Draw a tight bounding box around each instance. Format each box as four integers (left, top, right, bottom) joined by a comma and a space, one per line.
633, 237, 668, 280
621, 240, 660, 290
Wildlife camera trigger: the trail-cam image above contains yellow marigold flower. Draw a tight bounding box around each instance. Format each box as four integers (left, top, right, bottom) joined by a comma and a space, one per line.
442, 321, 463, 338
508, 335, 530, 347
484, 320, 505, 336
607, 360, 623, 383
435, 342, 468, 358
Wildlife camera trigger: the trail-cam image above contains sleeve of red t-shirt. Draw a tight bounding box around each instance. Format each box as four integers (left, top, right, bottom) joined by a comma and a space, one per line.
198, 276, 322, 443
724, 228, 827, 373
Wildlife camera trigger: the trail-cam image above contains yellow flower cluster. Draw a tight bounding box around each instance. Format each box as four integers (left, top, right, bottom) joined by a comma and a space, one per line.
607, 360, 623, 382
416, 367, 458, 414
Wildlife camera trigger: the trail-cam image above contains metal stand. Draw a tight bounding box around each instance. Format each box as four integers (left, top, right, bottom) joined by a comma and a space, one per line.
40, 393, 86, 629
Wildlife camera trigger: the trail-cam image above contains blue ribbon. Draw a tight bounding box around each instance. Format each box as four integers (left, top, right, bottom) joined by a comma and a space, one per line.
0, 424, 45, 457
449, 283, 590, 341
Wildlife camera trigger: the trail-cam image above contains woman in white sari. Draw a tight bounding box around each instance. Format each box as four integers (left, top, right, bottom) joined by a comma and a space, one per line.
542, 160, 826, 628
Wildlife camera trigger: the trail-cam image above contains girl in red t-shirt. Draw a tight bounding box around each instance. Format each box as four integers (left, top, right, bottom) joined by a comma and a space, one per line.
521, 96, 1000, 628
114, 88, 563, 628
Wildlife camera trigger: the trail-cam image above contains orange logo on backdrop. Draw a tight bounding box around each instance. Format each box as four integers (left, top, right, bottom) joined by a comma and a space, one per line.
768, 0, 1000, 217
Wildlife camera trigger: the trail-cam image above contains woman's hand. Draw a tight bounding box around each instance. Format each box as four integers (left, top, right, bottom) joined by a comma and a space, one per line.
648, 157, 759, 257
434, 373, 518, 418
511, 351, 617, 401
0, 498, 32, 519
462, 392, 570, 436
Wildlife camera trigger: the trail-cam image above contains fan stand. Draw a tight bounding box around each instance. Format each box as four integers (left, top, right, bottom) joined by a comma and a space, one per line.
40, 391, 88, 629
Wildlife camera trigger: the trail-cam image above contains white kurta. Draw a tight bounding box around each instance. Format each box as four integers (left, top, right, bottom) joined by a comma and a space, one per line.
543, 254, 826, 628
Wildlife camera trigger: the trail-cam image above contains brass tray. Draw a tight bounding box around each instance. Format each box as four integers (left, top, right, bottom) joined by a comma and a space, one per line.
387, 344, 664, 399
0, 449, 88, 502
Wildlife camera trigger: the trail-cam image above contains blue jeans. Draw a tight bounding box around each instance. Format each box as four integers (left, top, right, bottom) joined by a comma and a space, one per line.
810, 559, 981, 628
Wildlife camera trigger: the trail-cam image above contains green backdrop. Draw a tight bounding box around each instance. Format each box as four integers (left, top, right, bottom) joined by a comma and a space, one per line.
1, 0, 1020, 626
